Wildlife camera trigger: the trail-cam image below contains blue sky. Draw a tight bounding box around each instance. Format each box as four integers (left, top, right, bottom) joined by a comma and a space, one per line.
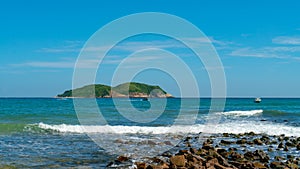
1, 0, 300, 97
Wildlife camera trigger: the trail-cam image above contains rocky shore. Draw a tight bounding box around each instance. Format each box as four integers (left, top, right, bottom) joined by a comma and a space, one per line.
108, 132, 300, 169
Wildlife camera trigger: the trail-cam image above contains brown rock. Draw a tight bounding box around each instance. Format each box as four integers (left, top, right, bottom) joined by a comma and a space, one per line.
170, 155, 186, 167
214, 163, 234, 169
270, 161, 285, 169
135, 162, 146, 169
117, 155, 129, 162
146, 165, 166, 169
160, 163, 169, 169
253, 138, 263, 145
236, 138, 247, 144
287, 163, 299, 169
164, 141, 173, 146
253, 162, 267, 169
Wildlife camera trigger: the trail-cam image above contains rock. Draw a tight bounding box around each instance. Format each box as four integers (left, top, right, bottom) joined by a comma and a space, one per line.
284, 146, 289, 151
206, 138, 214, 144
178, 149, 189, 155
275, 156, 285, 161
286, 141, 295, 147
161, 152, 172, 157
223, 133, 229, 137
278, 142, 284, 148
236, 138, 247, 144
164, 141, 173, 146
146, 165, 166, 169
229, 151, 243, 161
254, 150, 269, 163
147, 140, 157, 145
270, 161, 285, 169
190, 148, 197, 154
283, 136, 289, 141
114, 139, 123, 143
205, 158, 218, 168
136, 162, 147, 169
270, 140, 278, 144
160, 163, 169, 169
220, 140, 233, 145
287, 163, 299, 169
253, 162, 267, 169
170, 155, 186, 167
296, 143, 300, 150
202, 144, 214, 150
253, 138, 263, 145
117, 155, 129, 162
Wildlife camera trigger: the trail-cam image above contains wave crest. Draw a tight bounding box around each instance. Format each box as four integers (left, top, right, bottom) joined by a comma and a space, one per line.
220, 109, 263, 116
35, 122, 300, 137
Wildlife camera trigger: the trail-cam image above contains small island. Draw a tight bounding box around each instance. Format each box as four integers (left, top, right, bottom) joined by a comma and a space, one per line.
57, 82, 173, 98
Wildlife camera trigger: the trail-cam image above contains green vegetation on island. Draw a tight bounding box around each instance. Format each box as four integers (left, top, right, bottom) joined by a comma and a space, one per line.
57, 82, 172, 98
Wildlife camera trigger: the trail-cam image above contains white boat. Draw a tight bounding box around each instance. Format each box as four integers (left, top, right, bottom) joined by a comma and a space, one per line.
254, 97, 261, 103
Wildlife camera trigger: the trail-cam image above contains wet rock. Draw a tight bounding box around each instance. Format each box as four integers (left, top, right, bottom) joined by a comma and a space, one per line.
247, 131, 256, 136
117, 155, 129, 162
278, 142, 284, 148
164, 141, 173, 146
170, 155, 185, 167
205, 157, 218, 168
274, 156, 285, 161
287, 155, 294, 159
283, 136, 289, 141
285, 141, 295, 147
177, 149, 189, 155
146, 164, 168, 169
220, 140, 233, 145
135, 162, 147, 169
278, 136, 284, 142
296, 143, 300, 150
270, 161, 285, 169
270, 139, 278, 144
255, 150, 269, 163
284, 146, 289, 151
253, 162, 267, 169
161, 152, 172, 158
253, 138, 263, 145
148, 140, 157, 145
228, 151, 243, 161
114, 139, 123, 143
236, 138, 247, 144
206, 138, 214, 144
202, 144, 214, 151
189, 148, 197, 154
223, 133, 229, 137
287, 163, 299, 169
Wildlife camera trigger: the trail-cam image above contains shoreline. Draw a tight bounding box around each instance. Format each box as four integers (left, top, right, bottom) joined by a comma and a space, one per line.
108, 132, 300, 169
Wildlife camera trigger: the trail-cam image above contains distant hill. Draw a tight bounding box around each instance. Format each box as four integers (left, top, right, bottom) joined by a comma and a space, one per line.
57, 82, 173, 98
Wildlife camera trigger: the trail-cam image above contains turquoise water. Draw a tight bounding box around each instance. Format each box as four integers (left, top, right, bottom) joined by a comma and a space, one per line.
0, 98, 299, 168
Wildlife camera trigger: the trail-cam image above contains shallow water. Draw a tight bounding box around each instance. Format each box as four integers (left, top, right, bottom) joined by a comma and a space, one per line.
0, 98, 299, 168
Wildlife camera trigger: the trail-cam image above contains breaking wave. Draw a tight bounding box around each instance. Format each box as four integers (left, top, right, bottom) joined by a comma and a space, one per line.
35, 121, 300, 137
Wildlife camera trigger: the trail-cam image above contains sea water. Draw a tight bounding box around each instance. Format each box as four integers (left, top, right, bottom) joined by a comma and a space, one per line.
0, 98, 299, 168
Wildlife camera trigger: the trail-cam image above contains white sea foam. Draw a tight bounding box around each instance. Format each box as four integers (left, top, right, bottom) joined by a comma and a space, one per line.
37, 121, 300, 137
220, 109, 263, 116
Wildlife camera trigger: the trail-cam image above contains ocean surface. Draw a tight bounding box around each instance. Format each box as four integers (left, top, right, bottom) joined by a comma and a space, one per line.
0, 98, 299, 168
